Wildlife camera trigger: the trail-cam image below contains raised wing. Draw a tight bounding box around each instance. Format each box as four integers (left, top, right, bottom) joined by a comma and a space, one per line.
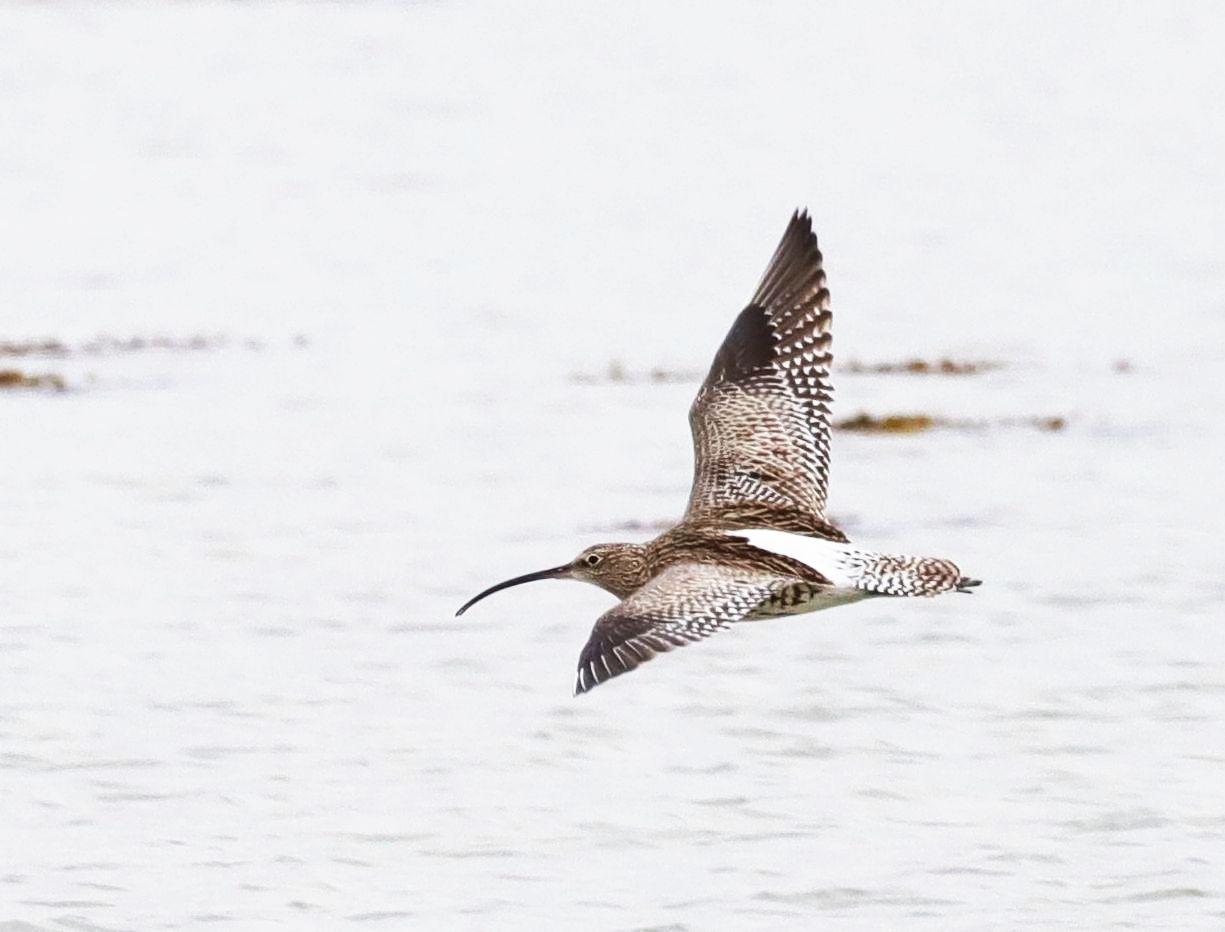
686, 210, 837, 527
574, 562, 788, 695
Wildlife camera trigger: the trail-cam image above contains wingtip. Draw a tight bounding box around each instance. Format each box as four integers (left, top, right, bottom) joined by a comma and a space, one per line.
573, 667, 591, 697
748, 207, 824, 310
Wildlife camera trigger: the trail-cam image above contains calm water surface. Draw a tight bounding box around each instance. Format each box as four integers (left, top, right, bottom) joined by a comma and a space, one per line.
3, 3, 1225, 929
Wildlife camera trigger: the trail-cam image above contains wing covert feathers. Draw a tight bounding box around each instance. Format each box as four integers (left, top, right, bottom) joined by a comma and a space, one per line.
573, 563, 786, 695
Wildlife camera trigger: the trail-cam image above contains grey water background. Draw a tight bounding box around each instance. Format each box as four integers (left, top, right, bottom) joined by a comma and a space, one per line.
3, 2, 1225, 929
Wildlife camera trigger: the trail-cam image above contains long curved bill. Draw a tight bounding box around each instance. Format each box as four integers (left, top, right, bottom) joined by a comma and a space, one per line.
455, 565, 571, 616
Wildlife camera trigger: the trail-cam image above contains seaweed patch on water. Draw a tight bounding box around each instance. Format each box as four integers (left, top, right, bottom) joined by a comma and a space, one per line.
836, 412, 1066, 434
589, 515, 853, 536
1, 334, 228, 356
0, 368, 67, 391
1023, 416, 1066, 432
584, 518, 676, 534
83, 334, 233, 354
574, 357, 1005, 384
841, 358, 1003, 375
836, 413, 937, 433
0, 333, 311, 357
572, 361, 702, 385
0, 338, 71, 357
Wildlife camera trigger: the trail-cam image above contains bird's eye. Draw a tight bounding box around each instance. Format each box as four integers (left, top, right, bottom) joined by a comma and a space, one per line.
584, 554, 601, 566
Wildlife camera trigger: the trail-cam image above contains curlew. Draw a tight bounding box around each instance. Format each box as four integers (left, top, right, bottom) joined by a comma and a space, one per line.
457, 211, 980, 694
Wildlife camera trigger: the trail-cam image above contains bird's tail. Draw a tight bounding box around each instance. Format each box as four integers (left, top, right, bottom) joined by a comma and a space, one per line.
728, 529, 979, 598
838, 549, 978, 597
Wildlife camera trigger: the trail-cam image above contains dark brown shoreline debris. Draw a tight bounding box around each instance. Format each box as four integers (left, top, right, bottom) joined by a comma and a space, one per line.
836, 412, 936, 433
0, 339, 71, 357
1028, 416, 1066, 431
576, 357, 1005, 385
1, 333, 305, 358
0, 368, 67, 391
587, 519, 676, 534
82, 334, 230, 354
836, 412, 1066, 434
572, 361, 703, 384
841, 358, 1003, 375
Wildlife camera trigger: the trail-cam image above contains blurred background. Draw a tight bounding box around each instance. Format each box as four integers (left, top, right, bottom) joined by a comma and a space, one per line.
2, 2, 1224, 929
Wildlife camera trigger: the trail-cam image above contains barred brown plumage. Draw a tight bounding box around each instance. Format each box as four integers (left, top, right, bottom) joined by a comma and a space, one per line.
687, 211, 836, 525
573, 563, 790, 695
457, 210, 980, 695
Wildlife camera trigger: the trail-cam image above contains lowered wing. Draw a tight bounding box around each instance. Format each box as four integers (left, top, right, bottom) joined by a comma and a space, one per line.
574, 562, 792, 695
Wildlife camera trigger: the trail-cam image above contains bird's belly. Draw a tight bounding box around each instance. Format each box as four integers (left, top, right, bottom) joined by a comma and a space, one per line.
745, 584, 871, 620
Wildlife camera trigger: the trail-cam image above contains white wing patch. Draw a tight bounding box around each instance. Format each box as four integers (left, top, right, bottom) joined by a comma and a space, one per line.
727, 527, 966, 597
728, 528, 859, 586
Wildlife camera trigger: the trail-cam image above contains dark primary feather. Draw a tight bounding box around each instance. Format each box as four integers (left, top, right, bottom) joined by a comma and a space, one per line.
685, 210, 838, 530
573, 562, 794, 695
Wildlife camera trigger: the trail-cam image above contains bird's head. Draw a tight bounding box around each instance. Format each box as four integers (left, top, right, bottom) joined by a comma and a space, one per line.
456, 542, 648, 615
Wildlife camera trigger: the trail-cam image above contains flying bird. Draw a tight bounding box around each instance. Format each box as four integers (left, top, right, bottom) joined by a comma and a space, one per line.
457, 211, 980, 694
